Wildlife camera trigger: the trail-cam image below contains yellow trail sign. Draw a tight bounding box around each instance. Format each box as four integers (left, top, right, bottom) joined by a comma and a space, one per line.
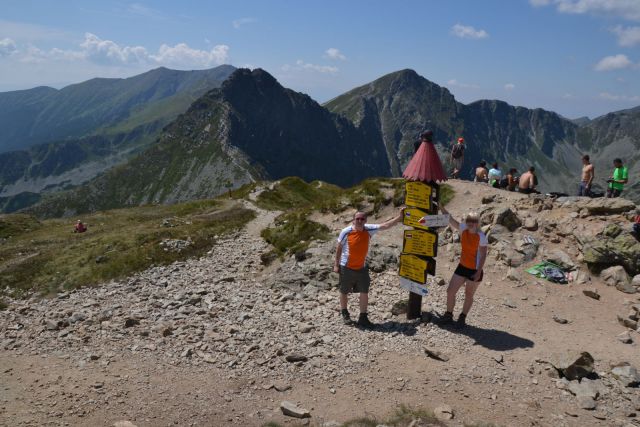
404, 181, 433, 210
403, 229, 438, 257
402, 207, 430, 230
399, 254, 435, 284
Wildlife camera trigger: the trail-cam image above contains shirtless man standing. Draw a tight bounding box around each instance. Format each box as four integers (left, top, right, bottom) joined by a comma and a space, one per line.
518, 166, 538, 194
579, 155, 594, 197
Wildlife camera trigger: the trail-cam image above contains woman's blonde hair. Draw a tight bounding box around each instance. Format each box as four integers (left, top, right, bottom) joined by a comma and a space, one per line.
465, 212, 480, 223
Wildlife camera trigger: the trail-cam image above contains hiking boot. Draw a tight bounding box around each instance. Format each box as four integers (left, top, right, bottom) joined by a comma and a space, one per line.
455, 313, 467, 330
357, 313, 375, 329
439, 311, 454, 326
341, 309, 352, 325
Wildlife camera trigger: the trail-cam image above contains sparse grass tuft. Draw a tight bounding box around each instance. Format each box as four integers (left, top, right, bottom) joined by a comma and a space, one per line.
260, 211, 331, 257
0, 200, 254, 298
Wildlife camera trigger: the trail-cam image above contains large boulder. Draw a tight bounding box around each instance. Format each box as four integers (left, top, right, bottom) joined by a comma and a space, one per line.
551, 352, 595, 381
582, 225, 640, 276
601, 265, 630, 287
611, 363, 640, 387
546, 248, 576, 271
556, 197, 636, 215
494, 208, 522, 231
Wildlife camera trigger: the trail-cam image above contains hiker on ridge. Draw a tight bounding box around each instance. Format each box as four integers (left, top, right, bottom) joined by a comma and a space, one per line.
438, 204, 488, 329
606, 158, 628, 198
505, 168, 518, 191
450, 137, 465, 179
334, 209, 404, 329
488, 162, 503, 189
579, 155, 594, 197
518, 167, 538, 194
474, 161, 489, 183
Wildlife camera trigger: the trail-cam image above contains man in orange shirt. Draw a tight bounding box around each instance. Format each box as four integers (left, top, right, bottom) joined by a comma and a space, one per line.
333, 210, 403, 328
439, 204, 488, 329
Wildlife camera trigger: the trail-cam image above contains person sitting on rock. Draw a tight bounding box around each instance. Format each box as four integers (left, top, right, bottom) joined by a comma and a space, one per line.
474, 161, 489, 183
438, 204, 488, 329
518, 167, 539, 194
73, 220, 87, 233
488, 162, 503, 188
333, 209, 403, 328
505, 168, 519, 191
606, 158, 628, 198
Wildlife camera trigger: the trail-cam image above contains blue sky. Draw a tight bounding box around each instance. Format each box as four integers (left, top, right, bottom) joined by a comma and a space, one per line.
1, 0, 640, 118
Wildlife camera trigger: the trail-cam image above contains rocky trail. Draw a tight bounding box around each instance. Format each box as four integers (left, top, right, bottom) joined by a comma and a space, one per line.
1, 180, 640, 427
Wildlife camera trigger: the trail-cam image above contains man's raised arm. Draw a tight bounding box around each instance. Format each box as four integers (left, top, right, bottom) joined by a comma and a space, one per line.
377, 208, 404, 231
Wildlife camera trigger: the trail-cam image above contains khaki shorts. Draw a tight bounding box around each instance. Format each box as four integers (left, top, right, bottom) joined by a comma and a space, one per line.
339, 266, 370, 294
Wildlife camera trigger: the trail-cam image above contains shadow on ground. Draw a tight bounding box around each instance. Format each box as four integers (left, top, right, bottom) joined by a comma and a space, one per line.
431, 314, 535, 351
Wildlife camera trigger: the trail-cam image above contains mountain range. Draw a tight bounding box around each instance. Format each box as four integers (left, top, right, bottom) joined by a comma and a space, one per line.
0, 65, 236, 211
1, 66, 637, 216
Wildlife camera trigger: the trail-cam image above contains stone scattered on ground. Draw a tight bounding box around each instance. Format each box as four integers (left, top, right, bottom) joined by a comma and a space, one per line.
280, 401, 311, 418
433, 404, 454, 421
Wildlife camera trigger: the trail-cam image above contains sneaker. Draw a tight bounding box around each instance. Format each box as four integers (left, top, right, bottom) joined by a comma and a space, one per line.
357, 313, 375, 329
439, 311, 454, 326
341, 310, 352, 325
455, 313, 467, 329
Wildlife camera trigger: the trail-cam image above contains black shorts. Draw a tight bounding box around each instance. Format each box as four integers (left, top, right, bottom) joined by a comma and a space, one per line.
454, 264, 483, 282
339, 266, 370, 294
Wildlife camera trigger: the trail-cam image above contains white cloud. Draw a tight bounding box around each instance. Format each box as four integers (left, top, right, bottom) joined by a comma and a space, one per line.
151, 43, 229, 66
0, 32, 229, 68
599, 92, 640, 102
80, 33, 149, 64
447, 79, 479, 89
611, 25, 640, 46
282, 60, 338, 74
530, 0, 640, 22
450, 24, 489, 39
0, 20, 72, 43
324, 48, 346, 61
504, 83, 516, 91
594, 54, 633, 71
232, 17, 257, 29
562, 93, 575, 99
0, 38, 17, 57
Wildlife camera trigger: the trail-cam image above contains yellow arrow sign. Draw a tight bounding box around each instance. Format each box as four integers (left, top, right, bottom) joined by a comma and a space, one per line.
404, 181, 433, 210
403, 229, 438, 257
399, 254, 435, 284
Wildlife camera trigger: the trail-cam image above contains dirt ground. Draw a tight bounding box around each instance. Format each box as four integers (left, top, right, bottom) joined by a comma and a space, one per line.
1, 180, 639, 427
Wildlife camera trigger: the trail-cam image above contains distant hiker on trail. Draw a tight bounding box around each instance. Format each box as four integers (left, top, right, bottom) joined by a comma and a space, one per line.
450, 137, 465, 179
438, 204, 488, 329
505, 168, 518, 191
518, 167, 539, 194
414, 130, 433, 154
579, 155, 594, 197
488, 162, 503, 188
474, 161, 489, 183
606, 158, 628, 198
73, 220, 87, 233
334, 209, 404, 329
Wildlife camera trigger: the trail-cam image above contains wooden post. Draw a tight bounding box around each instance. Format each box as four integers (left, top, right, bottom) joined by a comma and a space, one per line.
406, 181, 439, 320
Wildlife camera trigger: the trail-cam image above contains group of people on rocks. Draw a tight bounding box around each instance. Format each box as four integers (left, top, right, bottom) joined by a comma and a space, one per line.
449, 137, 631, 198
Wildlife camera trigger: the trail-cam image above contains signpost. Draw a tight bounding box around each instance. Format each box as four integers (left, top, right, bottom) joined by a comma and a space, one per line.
401, 181, 443, 319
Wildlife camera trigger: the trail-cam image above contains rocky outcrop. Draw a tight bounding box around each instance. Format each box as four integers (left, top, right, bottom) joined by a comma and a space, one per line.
581, 224, 640, 276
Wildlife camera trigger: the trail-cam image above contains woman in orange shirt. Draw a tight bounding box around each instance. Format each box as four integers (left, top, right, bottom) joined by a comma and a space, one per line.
439, 204, 488, 329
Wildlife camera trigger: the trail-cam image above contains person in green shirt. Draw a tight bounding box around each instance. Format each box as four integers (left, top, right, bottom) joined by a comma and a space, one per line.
606, 158, 629, 198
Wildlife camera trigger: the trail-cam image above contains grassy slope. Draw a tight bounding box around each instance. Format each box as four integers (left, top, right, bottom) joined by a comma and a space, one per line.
0, 199, 254, 299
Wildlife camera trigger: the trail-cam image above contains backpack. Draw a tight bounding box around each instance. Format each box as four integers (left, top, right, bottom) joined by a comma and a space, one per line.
452, 144, 464, 159
542, 266, 567, 284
